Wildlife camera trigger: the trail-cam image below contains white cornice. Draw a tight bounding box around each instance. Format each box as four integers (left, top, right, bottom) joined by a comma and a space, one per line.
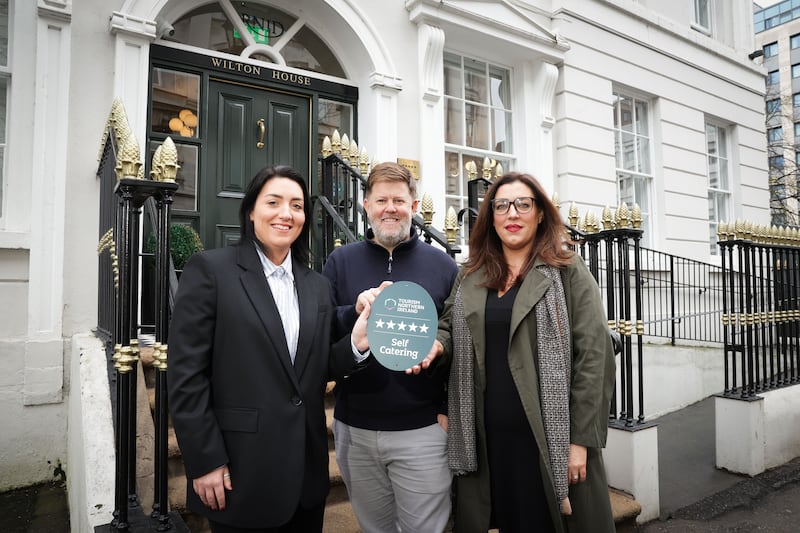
110, 11, 157, 40
38, 0, 72, 22
406, 0, 569, 52
369, 71, 404, 91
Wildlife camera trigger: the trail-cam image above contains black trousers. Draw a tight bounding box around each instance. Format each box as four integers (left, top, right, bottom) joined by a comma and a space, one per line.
209, 502, 325, 533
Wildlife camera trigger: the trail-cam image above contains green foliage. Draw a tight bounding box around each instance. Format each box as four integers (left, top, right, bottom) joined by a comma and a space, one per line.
145, 224, 203, 270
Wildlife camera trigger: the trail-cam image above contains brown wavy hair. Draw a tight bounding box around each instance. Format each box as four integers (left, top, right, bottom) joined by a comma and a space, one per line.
464, 172, 574, 291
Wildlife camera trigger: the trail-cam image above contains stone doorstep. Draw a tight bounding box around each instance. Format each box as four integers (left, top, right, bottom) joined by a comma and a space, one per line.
609, 486, 642, 523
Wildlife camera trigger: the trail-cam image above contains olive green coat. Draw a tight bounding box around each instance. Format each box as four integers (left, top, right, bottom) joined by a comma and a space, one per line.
437, 256, 616, 533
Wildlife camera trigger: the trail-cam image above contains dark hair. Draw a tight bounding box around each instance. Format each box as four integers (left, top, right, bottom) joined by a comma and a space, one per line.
366, 162, 417, 198
239, 165, 311, 265
464, 172, 573, 291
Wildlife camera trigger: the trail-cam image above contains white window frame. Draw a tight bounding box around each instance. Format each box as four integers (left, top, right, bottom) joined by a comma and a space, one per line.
0, 0, 9, 221
692, 0, 712, 34
613, 90, 653, 247
705, 122, 731, 256
443, 51, 515, 246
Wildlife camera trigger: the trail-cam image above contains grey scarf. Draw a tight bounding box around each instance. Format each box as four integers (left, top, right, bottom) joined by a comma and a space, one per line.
447, 265, 572, 505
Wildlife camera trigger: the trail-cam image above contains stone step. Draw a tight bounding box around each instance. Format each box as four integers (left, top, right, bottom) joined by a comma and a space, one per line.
610, 486, 641, 528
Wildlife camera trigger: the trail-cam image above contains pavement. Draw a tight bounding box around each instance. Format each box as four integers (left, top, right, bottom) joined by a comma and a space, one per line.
2, 395, 800, 532
636, 396, 800, 532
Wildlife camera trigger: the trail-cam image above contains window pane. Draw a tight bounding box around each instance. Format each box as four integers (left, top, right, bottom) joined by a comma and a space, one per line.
695, 0, 710, 28
0, 0, 7, 66
445, 151, 460, 196
0, 76, 4, 218
283, 26, 345, 77
491, 109, 512, 153
149, 141, 198, 211
620, 131, 636, 171
465, 103, 489, 149
318, 99, 353, 155
464, 58, 487, 104
489, 65, 511, 110
0, 76, 6, 144
445, 98, 463, 145
444, 53, 462, 98
151, 68, 201, 139
637, 137, 651, 173
634, 100, 649, 133
618, 95, 634, 133
706, 124, 718, 156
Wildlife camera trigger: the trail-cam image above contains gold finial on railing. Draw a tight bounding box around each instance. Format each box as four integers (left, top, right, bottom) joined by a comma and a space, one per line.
495, 162, 504, 179
602, 206, 613, 231
482, 157, 493, 180
116, 133, 142, 180
734, 219, 744, 240
584, 211, 599, 234
332, 130, 341, 155
340, 134, 350, 163
150, 145, 163, 181
717, 221, 727, 241
349, 139, 359, 166
420, 192, 434, 226
551, 192, 559, 211
371, 157, 380, 171
334, 238, 342, 248
616, 201, 630, 228
465, 160, 478, 180
631, 203, 642, 229
360, 147, 370, 176
568, 202, 579, 228
322, 136, 332, 158
766, 224, 775, 244
159, 137, 180, 183
445, 206, 459, 245
743, 220, 753, 241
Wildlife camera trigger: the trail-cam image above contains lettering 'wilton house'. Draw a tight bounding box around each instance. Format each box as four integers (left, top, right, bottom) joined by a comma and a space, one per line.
0, 0, 767, 529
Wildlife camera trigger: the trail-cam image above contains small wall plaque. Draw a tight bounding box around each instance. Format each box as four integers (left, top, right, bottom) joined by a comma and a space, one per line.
397, 158, 421, 180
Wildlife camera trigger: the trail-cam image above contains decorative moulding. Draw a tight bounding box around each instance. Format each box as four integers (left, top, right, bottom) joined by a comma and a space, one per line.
38, 0, 72, 22
110, 11, 158, 40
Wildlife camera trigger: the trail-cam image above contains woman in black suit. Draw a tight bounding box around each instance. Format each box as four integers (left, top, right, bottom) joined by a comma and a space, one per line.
167, 166, 364, 532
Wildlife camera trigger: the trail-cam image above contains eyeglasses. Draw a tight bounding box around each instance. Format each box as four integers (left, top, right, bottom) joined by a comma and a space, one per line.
491, 196, 536, 215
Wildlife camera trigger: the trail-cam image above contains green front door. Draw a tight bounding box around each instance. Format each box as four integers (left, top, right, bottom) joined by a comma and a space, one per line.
203, 79, 311, 249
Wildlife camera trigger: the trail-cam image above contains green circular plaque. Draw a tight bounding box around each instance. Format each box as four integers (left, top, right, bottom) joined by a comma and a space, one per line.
367, 281, 438, 371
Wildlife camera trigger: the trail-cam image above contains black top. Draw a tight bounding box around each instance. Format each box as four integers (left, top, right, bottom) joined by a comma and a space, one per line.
484, 286, 555, 533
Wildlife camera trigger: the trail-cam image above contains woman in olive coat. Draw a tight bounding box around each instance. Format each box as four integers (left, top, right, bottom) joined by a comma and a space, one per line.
432, 172, 616, 532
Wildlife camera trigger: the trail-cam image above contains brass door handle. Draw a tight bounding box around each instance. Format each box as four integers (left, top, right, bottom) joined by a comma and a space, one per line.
256, 118, 265, 149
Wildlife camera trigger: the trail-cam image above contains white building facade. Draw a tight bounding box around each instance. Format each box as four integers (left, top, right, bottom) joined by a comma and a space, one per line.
0, 0, 768, 503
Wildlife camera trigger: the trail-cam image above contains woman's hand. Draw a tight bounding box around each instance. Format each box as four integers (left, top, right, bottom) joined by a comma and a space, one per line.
192, 465, 232, 511
351, 300, 372, 353
568, 443, 587, 485
406, 339, 443, 375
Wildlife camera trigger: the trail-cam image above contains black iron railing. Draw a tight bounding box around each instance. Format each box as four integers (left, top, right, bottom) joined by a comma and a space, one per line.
96, 124, 184, 531
719, 233, 800, 398
570, 225, 647, 428
314, 154, 460, 271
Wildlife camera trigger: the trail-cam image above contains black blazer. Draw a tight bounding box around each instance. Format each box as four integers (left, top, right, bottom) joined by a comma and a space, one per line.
167, 242, 357, 529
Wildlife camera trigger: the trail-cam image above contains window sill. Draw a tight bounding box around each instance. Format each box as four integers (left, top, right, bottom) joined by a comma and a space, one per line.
690, 22, 712, 37
0, 231, 31, 249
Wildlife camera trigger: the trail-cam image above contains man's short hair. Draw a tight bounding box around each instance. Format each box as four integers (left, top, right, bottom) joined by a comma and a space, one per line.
366, 162, 417, 199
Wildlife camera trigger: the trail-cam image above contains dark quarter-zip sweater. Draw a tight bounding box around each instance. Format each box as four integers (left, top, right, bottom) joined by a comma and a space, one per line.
322, 227, 459, 430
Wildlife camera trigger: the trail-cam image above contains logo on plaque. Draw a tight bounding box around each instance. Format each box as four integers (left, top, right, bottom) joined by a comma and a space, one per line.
367, 281, 438, 371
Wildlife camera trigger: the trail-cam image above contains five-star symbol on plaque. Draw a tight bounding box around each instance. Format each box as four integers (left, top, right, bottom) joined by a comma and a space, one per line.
373, 319, 430, 332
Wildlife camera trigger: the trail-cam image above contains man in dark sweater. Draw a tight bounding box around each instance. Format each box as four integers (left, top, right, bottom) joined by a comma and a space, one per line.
322, 162, 458, 533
